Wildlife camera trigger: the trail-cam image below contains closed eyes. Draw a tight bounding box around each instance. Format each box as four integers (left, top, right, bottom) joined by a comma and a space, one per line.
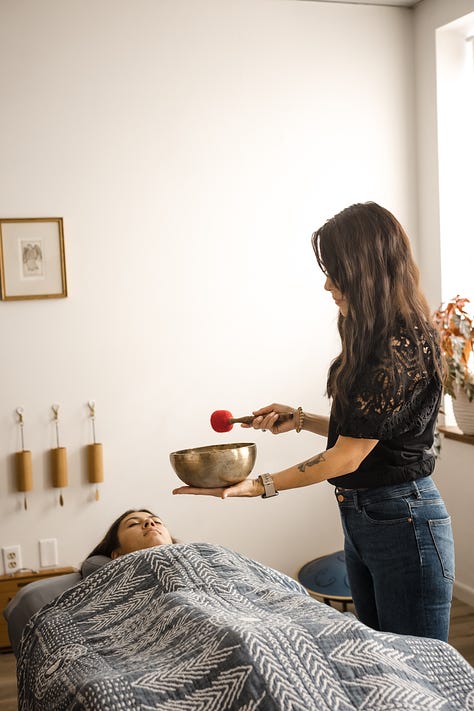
126, 517, 163, 528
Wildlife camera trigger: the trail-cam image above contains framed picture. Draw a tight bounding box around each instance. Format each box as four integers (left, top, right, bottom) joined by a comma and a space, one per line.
0, 218, 67, 300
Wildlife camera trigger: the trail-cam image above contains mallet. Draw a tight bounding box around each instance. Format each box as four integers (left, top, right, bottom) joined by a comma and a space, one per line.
210, 409, 294, 433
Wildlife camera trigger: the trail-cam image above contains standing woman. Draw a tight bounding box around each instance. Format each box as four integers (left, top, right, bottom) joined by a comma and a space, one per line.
174, 202, 454, 642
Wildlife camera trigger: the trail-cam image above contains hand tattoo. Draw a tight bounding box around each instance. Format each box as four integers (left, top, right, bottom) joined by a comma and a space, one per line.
298, 452, 326, 473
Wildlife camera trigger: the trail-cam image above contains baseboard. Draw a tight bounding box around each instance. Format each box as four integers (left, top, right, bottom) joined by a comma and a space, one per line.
453, 580, 474, 607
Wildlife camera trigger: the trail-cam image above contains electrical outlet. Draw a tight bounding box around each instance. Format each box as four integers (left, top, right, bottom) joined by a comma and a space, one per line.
2, 545, 22, 573
39, 538, 58, 568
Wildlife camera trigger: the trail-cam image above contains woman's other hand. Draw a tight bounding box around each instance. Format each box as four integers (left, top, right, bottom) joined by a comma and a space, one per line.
242, 403, 296, 434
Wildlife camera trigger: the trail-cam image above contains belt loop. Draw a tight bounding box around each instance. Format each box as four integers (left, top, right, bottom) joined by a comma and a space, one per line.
412, 481, 421, 499
354, 490, 362, 512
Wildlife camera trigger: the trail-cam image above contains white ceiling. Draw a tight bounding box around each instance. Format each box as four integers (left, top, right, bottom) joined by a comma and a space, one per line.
305, 0, 420, 6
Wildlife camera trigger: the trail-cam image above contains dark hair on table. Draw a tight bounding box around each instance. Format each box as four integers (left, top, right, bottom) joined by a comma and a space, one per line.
86, 509, 177, 559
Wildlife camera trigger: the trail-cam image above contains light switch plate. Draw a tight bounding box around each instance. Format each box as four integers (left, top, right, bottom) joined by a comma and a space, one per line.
39, 538, 58, 568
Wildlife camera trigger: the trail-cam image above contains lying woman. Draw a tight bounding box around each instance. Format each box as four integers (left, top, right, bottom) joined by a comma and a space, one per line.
4, 509, 175, 657
10, 509, 474, 711
86, 508, 177, 559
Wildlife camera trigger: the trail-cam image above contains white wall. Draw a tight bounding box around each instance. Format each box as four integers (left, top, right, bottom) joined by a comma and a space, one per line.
0, 0, 416, 578
414, 0, 474, 604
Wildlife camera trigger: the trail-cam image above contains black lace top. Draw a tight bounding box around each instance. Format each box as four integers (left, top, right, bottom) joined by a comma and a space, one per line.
327, 325, 442, 489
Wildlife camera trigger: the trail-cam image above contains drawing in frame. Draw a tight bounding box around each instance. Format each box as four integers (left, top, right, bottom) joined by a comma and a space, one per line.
0, 217, 67, 300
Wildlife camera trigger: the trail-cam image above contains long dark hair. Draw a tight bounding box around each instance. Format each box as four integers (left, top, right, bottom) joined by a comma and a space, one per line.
86, 509, 177, 558
311, 202, 441, 418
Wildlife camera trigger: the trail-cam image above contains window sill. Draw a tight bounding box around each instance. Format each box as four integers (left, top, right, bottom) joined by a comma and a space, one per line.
438, 425, 474, 446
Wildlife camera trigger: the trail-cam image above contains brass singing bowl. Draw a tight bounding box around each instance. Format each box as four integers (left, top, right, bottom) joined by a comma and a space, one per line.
170, 442, 257, 488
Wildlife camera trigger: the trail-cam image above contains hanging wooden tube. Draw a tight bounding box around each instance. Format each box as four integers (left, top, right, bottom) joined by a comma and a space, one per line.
51, 405, 67, 506
87, 443, 103, 500
87, 401, 103, 501
15, 450, 32, 510
87, 443, 104, 482
16, 450, 33, 493
51, 447, 68, 506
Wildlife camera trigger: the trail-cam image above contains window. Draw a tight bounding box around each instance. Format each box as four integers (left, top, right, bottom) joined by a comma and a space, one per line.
436, 15, 474, 426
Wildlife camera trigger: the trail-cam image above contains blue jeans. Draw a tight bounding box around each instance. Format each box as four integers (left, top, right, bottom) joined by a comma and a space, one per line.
334, 476, 454, 641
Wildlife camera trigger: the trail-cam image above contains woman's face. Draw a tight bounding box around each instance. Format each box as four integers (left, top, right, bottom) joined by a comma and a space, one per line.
324, 276, 348, 317
112, 511, 173, 558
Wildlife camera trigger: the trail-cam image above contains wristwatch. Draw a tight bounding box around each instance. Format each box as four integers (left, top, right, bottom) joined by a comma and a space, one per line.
258, 473, 279, 499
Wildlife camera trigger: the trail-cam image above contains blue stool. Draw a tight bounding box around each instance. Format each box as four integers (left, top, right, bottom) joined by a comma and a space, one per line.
297, 551, 352, 611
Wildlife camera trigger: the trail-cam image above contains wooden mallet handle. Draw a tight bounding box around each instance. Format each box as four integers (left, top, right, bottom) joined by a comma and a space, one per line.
229, 413, 294, 425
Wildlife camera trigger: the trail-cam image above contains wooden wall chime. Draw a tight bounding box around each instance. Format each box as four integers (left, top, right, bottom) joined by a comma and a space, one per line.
87, 400, 104, 501
11, 402, 104, 506
50, 404, 68, 506
15, 407, 32, 510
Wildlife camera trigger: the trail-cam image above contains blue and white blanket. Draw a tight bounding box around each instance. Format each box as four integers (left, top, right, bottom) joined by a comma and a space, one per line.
17, 543, 474, 710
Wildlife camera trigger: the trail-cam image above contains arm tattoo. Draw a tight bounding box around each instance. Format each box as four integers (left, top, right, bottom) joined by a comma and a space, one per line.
298, 452, 326, 473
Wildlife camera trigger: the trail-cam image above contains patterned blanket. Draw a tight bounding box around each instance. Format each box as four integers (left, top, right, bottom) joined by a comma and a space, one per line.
17, 543, 474, 710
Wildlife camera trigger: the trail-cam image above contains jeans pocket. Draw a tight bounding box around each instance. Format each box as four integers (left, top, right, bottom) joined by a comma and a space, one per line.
362, 498, 411, 524
429, 517, 455, 581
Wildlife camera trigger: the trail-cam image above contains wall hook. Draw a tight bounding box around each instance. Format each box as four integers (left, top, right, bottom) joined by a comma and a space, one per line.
88, 400, 96, 419
51, 404, 61, 448
16, 407, 25, 451
87, 400, 97, 444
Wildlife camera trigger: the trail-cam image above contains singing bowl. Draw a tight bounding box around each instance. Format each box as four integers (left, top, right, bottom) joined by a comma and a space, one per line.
170, 442, 257, 488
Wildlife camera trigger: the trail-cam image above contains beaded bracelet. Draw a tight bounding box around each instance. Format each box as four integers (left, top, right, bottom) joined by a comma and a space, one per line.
295, 406, 304, 433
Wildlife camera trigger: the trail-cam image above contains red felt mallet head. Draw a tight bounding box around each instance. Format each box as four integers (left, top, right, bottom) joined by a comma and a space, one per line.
210, 410, 234, 433
210, 410, 293, 432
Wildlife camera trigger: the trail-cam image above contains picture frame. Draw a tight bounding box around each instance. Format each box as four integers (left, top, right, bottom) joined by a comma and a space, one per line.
0, 218, 67, 300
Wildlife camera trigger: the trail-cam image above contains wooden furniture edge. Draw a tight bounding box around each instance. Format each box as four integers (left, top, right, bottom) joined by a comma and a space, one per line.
438, 425, 474, 446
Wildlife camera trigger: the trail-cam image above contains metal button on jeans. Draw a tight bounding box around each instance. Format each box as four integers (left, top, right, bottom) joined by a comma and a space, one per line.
337, 494, 344, 502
